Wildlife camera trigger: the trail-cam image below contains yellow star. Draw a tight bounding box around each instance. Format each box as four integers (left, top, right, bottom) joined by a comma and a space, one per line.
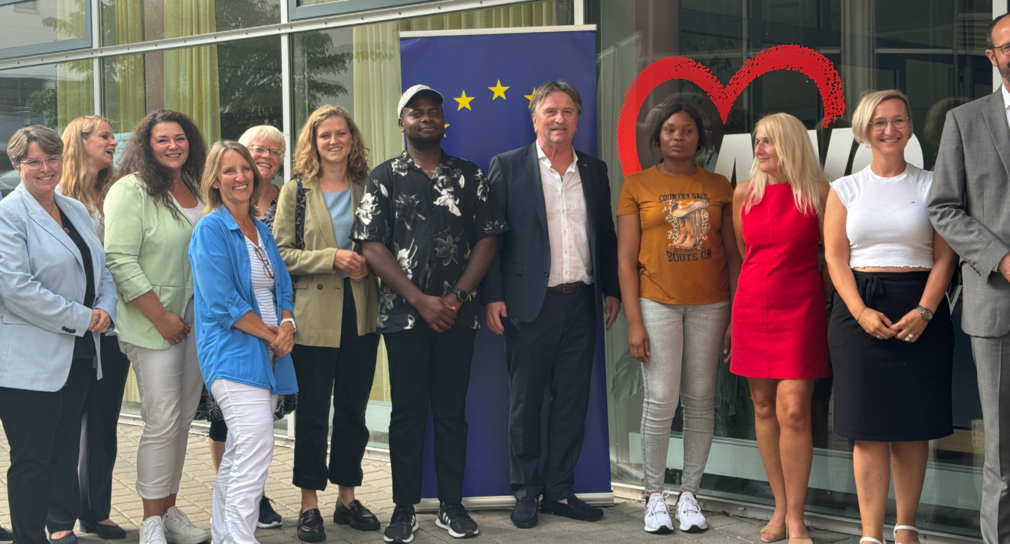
489, 80, 510, 100
524, 88, 537, 107
443, 123, 449, 137
453, 91, 475, 111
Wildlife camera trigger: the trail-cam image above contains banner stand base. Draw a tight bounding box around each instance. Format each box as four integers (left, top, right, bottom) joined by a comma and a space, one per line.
417, 492, 615, 513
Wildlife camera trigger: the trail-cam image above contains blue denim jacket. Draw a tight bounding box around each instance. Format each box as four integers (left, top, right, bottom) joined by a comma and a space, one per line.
190, 208, 297, 395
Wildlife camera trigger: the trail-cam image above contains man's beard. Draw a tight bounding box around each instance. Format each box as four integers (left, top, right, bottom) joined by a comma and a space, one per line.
999, 58, 1010, 81
406, 130, 443, 147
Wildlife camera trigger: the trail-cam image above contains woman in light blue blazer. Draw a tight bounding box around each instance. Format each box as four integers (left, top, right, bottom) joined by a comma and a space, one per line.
0, 126, 117, 544
189, 141, 296, 544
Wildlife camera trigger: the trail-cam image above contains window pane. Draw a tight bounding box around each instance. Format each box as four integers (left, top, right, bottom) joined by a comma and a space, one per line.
102, 36, 282, 143
0, 60, 93, 196
100, 0, 281, 47
0, 0, 86, 50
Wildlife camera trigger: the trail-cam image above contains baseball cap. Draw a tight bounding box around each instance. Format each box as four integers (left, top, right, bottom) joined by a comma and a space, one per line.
397, 84, 444, 116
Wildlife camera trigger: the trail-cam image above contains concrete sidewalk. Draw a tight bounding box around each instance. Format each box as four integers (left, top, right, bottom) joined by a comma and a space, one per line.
0, 422, 856, 544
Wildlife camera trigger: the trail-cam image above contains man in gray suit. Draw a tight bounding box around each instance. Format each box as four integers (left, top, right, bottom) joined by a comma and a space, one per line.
929, 13, 1010, 544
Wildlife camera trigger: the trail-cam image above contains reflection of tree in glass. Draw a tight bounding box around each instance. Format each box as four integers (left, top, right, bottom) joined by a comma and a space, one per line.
30, 0, 89, 129
291, 31, 352, 124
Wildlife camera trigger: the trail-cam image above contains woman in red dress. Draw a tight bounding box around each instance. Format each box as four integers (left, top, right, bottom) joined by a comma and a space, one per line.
730, 113, 830, 544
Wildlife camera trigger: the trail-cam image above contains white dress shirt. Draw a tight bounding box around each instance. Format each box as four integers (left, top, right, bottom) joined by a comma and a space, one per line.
537, 141, 593, 287
1002, 83, 1010, 134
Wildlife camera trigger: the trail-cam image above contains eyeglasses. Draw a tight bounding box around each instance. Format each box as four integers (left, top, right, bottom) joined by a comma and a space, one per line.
253, 245, 275, 280
870, 117, 909, 132
247, 145, 284, 159
18, 155, 62, 170
992, 43, 1010, 55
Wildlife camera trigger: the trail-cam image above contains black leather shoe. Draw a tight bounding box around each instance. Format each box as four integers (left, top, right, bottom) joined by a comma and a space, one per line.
80, 520, 127, 540
510, 496, 539, 528
297, 509, 326, 542
541, 493, 603, 522
333, 500, 380, 531
0, 524, 12, 542
48, 533, 78, 544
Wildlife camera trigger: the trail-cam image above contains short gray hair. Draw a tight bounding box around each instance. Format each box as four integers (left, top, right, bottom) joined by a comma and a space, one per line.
238, 125, 285, 151
8, 125, 63, 165
851, 89, 912, 146
529, 80, 583, 116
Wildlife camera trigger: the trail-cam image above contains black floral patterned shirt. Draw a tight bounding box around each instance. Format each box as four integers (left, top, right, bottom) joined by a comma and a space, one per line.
352, 150, 507, 333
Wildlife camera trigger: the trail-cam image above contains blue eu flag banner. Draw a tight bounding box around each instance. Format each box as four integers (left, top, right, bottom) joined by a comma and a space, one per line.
400, 30, 612, 504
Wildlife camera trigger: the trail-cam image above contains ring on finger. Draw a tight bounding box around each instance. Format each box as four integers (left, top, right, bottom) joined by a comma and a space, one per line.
905, 333, 914, 341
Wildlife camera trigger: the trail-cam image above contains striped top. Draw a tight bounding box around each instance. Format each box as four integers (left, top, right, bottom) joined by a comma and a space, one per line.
245, 235, 277, 327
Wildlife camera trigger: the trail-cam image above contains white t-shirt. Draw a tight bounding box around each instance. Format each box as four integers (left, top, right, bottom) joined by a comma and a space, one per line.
832, 165, 934, 269
245, 235, 277, 327
182, 203, 203, 226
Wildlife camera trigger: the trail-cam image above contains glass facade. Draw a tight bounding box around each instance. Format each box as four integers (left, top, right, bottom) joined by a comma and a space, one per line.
0, 0, 992, 539
589, 0, 989, 539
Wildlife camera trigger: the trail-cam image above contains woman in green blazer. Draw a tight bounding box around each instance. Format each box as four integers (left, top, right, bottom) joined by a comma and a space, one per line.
104, 110, 209, 544
272, 105, 380, 541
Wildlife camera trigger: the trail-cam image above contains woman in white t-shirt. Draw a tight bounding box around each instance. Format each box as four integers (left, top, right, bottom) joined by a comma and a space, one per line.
824, 90, 956, 544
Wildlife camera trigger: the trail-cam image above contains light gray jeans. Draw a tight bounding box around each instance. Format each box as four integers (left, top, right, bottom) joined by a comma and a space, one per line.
639, 298, 730, 494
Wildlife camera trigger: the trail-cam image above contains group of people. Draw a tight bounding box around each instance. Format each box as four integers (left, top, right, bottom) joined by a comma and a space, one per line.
5, 12, 1010, 544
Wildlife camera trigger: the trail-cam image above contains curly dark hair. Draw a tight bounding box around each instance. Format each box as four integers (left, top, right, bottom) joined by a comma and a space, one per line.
112, 110, 208, 223
648, 102, 708, 157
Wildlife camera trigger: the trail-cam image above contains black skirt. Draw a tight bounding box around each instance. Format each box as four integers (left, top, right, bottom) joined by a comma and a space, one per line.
828, 271, 954, 441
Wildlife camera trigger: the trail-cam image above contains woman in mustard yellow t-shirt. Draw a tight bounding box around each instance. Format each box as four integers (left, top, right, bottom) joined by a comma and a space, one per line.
617, 102, 740, 535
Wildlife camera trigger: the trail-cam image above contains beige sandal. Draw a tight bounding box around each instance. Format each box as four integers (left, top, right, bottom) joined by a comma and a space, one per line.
760, 525, 787, 543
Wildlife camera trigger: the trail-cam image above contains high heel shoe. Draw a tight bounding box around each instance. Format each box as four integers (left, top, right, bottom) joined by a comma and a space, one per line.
80, 520, 127, 540
893, 524, 919, 544
788, 527, 814, 544
760, 525, 787, 543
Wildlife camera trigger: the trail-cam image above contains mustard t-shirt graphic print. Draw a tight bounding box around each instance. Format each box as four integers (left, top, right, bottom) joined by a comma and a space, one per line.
617, 166, 733, 305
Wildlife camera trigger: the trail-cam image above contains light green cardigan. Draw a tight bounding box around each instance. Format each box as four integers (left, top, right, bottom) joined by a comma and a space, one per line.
104, 173, 197, 350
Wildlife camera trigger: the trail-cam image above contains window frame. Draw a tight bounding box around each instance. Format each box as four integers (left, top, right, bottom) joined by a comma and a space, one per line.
0, 0, 93, 60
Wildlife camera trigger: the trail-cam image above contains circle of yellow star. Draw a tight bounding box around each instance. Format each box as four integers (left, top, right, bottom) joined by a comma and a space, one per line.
524, 88, 537, 107
489, 80, 510, 100
453, 91, 475, 111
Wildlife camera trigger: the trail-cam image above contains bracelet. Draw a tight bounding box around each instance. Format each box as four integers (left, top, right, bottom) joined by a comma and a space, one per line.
280, 317, 297, 332
856, 307, 867, 322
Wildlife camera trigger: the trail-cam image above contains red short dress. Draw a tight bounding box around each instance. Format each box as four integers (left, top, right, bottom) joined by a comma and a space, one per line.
730, 184, 830, 379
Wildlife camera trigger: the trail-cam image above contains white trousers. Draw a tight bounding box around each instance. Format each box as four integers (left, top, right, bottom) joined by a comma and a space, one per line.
120, 300, 203, 499
210, 379, 277, 544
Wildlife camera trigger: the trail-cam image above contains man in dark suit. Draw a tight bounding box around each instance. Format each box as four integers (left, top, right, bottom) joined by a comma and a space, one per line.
480, 80, 620, 529
929, 13, 1010, 544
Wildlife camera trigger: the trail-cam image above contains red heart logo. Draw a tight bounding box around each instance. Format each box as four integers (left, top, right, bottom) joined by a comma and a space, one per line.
616, 44, 845, 177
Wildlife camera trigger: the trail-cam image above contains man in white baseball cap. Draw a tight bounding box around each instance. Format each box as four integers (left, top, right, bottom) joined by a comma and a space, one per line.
396, 84, 444, 116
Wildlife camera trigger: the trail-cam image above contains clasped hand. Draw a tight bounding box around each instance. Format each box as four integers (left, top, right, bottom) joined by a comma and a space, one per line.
417, 295, 460, 333
266, 322, 295, 358
334, 249, 370, 281
88, 309, 112, 333
856, 307, 928, 342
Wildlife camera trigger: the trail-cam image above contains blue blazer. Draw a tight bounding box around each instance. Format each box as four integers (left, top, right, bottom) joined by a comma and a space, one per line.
190, 208, 297, 396
480, 143, 620, 323
0, 184, 118, 392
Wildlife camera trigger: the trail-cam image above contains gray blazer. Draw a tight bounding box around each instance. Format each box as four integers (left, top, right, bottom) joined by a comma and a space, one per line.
0, 184, 117, 392
929, 89, 1010, 338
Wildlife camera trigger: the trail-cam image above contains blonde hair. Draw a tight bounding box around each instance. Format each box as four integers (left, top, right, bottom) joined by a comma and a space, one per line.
238, 125, 285, 151
746, 113, 825, 217
852, 90, 912, 147
291, 105, 369, 184
60, 116, 115, 212
201, 141, 265, 217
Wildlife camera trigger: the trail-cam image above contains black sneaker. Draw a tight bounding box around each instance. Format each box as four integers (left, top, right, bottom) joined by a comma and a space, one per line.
383, 505, 418, 544
257, 496, 283, 529
436, 503, 479, 539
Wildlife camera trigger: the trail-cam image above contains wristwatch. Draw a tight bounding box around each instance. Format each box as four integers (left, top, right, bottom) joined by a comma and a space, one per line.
280, 317, 298, 332
450, 287, 472, 303
914, 305, 934, 322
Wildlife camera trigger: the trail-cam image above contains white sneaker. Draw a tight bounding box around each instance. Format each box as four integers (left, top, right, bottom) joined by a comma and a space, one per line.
163, 506, 208, 544
140, 516, 168, 544
643, 493, 674, 534
676, 492, 708, 533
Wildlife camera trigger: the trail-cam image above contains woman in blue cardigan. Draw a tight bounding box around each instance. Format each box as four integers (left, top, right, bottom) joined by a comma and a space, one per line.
189, 141, 297, 544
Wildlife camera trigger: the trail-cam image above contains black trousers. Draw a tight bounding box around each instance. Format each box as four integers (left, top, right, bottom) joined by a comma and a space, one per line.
292, 282, 380, 490
385, 323, 476, 506
71, 334, 131, 525
504, 287, 596, 501
0, 357, 92, 544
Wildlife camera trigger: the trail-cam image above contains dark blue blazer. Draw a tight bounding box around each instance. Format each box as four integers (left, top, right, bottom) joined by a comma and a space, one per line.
480, 143, 620, 323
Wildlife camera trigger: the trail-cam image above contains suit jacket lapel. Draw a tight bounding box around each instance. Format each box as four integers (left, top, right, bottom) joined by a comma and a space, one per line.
20, 186, 84, 269
525, 144, 549, 235
305, 181, 339, 249
576, 153, 597, 231
983, 90, 1010, 180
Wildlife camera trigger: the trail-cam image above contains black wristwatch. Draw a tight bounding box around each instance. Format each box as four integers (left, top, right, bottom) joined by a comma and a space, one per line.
450, 287, 472, 303
915, 305, 934, 322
